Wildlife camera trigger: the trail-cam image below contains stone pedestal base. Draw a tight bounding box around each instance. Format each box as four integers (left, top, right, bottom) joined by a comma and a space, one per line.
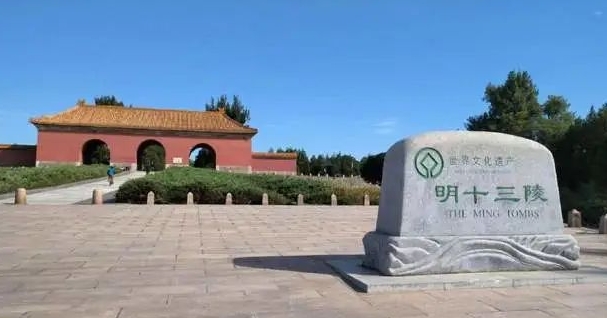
362, 232, 581, 276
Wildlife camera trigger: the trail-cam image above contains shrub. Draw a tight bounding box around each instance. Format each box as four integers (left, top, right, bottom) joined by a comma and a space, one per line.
115, 167, 380, 205
0, 165, 109, 194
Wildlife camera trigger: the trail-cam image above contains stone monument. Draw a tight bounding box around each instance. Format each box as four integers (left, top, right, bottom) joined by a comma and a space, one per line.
362, 131, 580, 276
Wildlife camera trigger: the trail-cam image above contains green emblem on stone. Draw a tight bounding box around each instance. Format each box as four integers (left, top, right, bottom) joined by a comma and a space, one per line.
414, 147, 444, 179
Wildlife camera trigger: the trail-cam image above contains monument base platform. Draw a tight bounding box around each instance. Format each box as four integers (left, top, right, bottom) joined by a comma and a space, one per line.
327, 258, 607, 293
362, 232, 581, 276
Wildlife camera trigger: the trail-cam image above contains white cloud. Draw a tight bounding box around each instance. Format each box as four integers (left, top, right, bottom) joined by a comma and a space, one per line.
372, 118, 398, 135
594, 10, 603, 17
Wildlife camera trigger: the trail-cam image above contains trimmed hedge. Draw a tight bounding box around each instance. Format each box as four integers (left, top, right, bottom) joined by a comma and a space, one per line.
115, 167, 380, 205
0, 164, 110, 194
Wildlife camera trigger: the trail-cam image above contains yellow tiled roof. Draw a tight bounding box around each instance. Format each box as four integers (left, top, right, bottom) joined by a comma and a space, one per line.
30, 104, 257, 134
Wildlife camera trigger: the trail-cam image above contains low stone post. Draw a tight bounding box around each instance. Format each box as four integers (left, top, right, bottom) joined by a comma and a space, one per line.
92, 189, 103, 204
186, 192, 194, 205
568, 209, 582, 228
331, 194, 337, 206
226, 193, 232, 205
599, 214, 607, 234
262, 193, 269, 205
147, 191, 155, 205
363, 193, 370, 206
14, 188, 26, 205
130, 163, 137, 173
297, 194, 304, 205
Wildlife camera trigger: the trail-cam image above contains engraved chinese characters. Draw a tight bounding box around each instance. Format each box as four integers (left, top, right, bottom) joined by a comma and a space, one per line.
374, 131, 565, 237
363, 131, 580, 276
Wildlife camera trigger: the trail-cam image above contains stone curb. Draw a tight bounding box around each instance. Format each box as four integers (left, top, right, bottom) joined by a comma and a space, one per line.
0, 171, 129, 200
580, 247, 607, 255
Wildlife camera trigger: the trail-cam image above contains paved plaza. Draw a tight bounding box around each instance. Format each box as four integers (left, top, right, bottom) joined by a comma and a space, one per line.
1, 205, 607, 317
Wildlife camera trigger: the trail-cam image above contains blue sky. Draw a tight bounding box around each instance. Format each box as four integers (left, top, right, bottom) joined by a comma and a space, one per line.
1, 1, 606, 159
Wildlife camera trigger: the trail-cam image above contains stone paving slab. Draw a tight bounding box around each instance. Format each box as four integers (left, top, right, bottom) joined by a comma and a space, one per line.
0, 171, 145, 205
0, 205, 606, 317
327, 258, 607, 293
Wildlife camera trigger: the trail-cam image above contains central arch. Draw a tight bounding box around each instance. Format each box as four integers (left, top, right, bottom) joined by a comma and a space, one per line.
189, 143, 216, 169
137, 139, 166, 171
82, 139, 110, 165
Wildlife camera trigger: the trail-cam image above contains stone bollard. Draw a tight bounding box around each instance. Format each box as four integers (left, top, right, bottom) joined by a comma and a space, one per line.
568, 209, 582, 228
225, 193, 232, 205
363, 193, 370, 206
14, 188, 26, 205
147, 191, 155, 205
130, 163, 137, 173
297, 194, 304, 205
91, 189, 103, 204
262, 193, 269, 205
331, 193, 337, 206
186, 192, 194, 205
599, 214, 607, 234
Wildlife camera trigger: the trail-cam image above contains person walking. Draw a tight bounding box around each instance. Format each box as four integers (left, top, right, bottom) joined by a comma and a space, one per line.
107, 165, 116, 186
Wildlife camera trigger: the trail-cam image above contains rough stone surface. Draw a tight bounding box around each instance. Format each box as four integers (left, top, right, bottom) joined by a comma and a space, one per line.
365, 131, 580, 276
600, 215, 607, 234
91, 189, 103, 205
363, 233, 580, 276
569, 210, 582, 228
13, 188, 26, 205
186, 192, 194, 205
146, 191, 154, 205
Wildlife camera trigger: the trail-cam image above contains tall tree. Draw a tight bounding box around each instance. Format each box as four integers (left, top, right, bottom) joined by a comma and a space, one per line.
275, 147, 310, 175
360, 152, 385, 184
465, 70, 574, 147
205, 94, 251, 124
94, 95, 125, 106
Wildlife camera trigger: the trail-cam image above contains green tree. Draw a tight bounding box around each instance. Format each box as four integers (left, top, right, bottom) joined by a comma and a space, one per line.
91, 144, 110, 165
193, 148, 216, 169
94, 95, 125, 106
275, 147, 310, 175
205, 94, 251, 124
141, 144, 165, 171
465, 70, 574, 146
552, 104, 607, 226
360, 152, 385, 184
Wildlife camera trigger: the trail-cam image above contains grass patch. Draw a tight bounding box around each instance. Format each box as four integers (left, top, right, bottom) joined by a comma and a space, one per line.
0, 165, 110, 194
115, 167, 380, 205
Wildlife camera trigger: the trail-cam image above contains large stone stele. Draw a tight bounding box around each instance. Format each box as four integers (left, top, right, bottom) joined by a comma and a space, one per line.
363, 131, 580, 276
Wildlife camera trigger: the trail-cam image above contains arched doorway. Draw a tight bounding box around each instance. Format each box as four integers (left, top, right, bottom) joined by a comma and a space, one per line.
137, 139, 166, 171
82, 139, 110, 165
190, 143, 216, 169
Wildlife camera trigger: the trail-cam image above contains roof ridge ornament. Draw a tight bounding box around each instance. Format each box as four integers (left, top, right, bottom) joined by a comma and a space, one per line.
218, 106, 226, 113
76, 99, 86, 106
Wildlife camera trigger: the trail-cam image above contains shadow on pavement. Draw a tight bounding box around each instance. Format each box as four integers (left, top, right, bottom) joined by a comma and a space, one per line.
232, 254, 363, 275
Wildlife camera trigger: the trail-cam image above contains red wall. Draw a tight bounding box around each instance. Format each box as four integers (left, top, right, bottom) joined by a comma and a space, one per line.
36, 130, 253, 168
0, 146, 36, 167
251, 157, 297, 174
